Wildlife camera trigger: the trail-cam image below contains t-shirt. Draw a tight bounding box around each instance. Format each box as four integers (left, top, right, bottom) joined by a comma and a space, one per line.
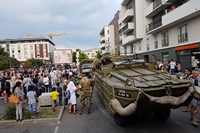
31, 84, 40, 97
27, 91, 36, 104
169, 62, 176, 69
43, 77, 49, 85
51, 91, 59, 100
23, 78, 31, 87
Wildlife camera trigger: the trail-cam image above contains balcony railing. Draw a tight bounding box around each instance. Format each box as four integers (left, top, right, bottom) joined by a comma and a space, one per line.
178, 33, 188, 43
153, 0, 162, 9
162, 38, 169, 47
119, 24, 128, 34
146, 18, 162, 32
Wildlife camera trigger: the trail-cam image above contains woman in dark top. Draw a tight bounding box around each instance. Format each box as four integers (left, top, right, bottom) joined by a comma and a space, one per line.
4, 76, 11, 97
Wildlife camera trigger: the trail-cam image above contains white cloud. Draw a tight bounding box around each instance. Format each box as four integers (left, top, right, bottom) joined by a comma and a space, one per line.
0, 0, 121, 49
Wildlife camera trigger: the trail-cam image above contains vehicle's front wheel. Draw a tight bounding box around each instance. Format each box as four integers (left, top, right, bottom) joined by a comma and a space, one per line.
153, 109, 171, 121
114, 114, 126, 126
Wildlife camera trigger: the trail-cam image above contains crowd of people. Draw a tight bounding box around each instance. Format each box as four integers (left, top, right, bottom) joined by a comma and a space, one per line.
0, 65, 82, 121
156, 59, 181, 74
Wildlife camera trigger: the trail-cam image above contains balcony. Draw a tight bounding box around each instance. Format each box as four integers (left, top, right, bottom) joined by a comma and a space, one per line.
100, 37, 105, 43
100, 43, 106, 49
119, 22, 134, 34
119, 40, 122, 45
146, 18, 162, 32
178, 33, 188, 43
121, 0, 131, 6
162, 38, 169, 47
118, 9, 134, 24
122, 35, 134, 45
146, 0, 200, 34
145, 0, 171, 17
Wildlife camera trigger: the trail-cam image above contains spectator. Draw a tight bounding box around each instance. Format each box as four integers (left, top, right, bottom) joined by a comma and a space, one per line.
2, 90, 8, 103
23, 75, 31, 98
27, 85, 37, 119
43, 74, 49, 92
56, 83, 62, 106
50, 87, 59, 112
176, 61, 181, 73
63, 80, 68, 107
13, 82, 24, 122
169, 59, 176, 74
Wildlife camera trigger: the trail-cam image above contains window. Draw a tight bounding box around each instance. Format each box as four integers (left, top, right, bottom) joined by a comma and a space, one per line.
17, 45, 20, 49
12, 55, 14, 58
88, 53, 90, 55
107, 30, 109, 34
18, 50, 20, 53
12, 50, 14, 53
147, 38, 149, 50
133, 46, 136, 54
162, 31, 169, 47
154, 35, 158, 49
178, 25, 188, 43
130, 45, 133, 54
30, 45, 33, 50
139, 47, 141, 51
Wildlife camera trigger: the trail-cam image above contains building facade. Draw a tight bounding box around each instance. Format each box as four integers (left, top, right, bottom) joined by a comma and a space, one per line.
118, 0, 144, 56
0, 38, 55, 62
109, 11, 120, 56
118, 0, 200, 71
99, 25, 115, 55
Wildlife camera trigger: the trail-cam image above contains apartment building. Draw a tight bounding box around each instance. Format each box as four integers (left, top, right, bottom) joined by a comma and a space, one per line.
76, 48, 99, 65
99, 25, 115, 55
118, 0, 200, 71
142, 0, 200, 71
109, 11, 120, 56
118, 0, 144, 56
99, 11, 120, 55
0, 38, 55, 62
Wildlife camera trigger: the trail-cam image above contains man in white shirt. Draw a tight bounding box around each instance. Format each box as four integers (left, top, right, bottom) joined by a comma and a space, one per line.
169, 59, 176, 74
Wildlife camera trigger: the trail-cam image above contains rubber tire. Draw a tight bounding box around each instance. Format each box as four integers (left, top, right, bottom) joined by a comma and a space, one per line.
153, 109, 171, 121
114, 114, 126, 126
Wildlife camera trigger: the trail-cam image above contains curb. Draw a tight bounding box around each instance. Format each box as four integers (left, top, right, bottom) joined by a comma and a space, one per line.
0, 106, 65, 125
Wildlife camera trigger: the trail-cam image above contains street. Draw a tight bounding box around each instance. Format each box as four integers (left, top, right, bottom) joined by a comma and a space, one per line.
0, 88, 200, 133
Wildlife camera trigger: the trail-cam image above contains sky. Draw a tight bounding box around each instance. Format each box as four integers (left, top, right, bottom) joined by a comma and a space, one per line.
0, 0, 122, 50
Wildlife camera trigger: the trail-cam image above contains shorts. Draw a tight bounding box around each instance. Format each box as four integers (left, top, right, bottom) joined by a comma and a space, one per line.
28, 103, 37, 112
54, 100, 57, 104
190, 99, 198, 106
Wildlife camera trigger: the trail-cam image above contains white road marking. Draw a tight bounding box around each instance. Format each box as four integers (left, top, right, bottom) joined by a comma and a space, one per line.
54, 127, 59, 133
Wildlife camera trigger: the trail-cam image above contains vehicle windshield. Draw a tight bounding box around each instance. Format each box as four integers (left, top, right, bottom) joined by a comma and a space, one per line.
82, 64, 92, 69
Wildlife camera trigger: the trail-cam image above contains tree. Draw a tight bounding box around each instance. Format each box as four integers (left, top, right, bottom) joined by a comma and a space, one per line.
23, 60, 32, 68
72, 52, 77, 63
76, 49, 81, 52
27, 58, 44, 68
0, 46, 9, 56
78, 52, 88, 62
0, 55, 20, 70
96, 50, 101, 59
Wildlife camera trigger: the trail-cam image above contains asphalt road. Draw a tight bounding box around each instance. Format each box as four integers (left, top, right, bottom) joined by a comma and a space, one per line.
0, 88, 200, 133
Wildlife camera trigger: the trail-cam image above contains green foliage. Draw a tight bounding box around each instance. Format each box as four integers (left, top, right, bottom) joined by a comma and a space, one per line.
78, 52, 88, 62
76, 49, 81, 52
0, 55, 20, 70
96, 50, 101, 59
4, 105, 29, 120
0, 46, 9, 56
72, 52, 77, 63
27, 58, 44, 68
4, 105, 59, 120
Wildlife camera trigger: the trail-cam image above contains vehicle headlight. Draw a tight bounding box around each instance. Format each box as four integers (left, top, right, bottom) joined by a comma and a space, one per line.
126, 78, 134, 86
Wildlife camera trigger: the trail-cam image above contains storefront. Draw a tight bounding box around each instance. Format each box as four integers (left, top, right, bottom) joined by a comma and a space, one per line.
176, 43, 200, 72
140, 47, 176, 63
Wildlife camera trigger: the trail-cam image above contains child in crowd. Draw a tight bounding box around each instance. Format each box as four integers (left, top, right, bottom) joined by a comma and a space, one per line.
27, 85, 37, 119
2, 90, 8, 103
56, 83, 62, 106
50, 87, 59, 112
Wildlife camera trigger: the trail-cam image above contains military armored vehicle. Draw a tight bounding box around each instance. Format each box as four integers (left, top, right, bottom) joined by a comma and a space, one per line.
87, 56, 200, 126
78, 59, 94, 78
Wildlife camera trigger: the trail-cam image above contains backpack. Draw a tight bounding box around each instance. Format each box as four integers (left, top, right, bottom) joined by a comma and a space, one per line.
66, 90, 71, 100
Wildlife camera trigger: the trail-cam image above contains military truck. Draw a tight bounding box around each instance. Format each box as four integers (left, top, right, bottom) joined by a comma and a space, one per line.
86, 56, 200, 126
